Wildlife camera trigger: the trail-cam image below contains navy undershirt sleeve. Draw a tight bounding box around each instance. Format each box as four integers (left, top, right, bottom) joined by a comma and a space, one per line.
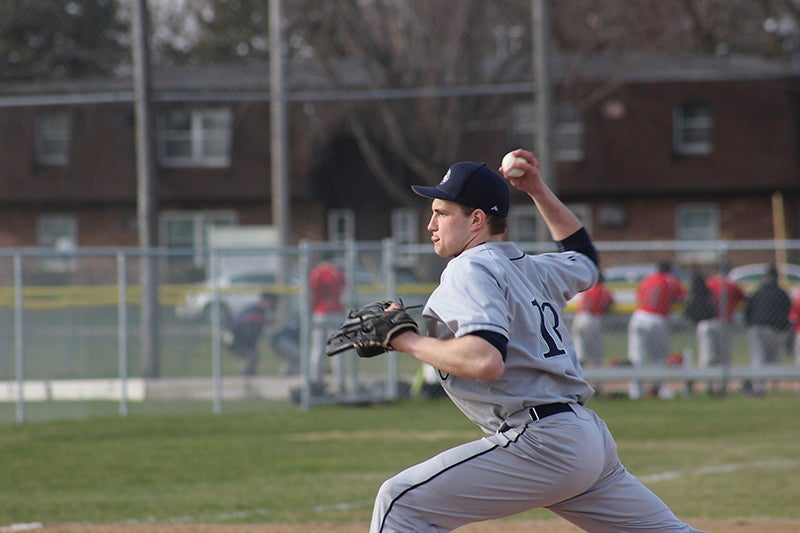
556, 227, 598, 266
470, 330, 508, 361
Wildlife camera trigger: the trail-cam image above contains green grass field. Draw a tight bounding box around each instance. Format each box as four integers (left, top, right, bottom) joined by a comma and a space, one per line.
1, 393, 799, 528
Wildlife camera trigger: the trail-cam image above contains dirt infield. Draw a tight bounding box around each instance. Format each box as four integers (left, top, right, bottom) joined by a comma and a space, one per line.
32, 517, 800, 532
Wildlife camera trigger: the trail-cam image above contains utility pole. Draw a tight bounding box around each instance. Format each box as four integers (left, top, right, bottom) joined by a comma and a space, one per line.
533, 0, 555, 191
270, 0, 291, 249
532, 0, 555, 242
131, 0, 161, 377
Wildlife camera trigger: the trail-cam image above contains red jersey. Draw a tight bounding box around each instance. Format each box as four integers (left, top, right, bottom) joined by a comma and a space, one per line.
706, 275, 746, 322
635, 271, 685, 316
789, 290, 800, 333
309, 261, 346, 314
576, 284, 614, 316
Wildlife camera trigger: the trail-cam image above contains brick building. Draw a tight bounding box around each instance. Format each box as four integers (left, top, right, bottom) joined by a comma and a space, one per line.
0, 52, 798, 275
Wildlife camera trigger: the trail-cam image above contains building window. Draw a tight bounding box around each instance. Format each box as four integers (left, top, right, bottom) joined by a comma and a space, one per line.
508, 101, 584, 162
555, 104, 584, 162
37, 214, 78, 272
158, 108, 232, 167
161, 211, 237, 267
673, 102, 713, 155
35, 110, 72, 166
391, 208, 418, 267
598, 203, 627, 228
508, 205, 540, 243
569, 204, 591, 232
328, 209, 355, 242
510, 203, 590, 244
493, 25, 525, 61
676, 203, 719, 263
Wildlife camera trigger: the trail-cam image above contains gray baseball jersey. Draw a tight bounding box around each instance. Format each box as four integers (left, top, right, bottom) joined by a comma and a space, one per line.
422, 241, 596, 434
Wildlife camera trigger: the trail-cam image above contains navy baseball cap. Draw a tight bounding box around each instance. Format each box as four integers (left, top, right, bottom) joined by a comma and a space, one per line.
411, 162, 510, 217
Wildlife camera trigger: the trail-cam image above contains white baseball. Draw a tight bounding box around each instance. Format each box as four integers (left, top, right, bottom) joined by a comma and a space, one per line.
502, 152, 526, 178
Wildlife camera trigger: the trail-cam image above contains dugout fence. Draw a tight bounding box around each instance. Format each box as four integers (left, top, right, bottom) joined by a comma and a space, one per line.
2, 239, 800, 424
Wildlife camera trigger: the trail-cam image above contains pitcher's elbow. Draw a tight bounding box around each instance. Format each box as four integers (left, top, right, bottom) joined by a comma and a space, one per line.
480, 358, 505, 382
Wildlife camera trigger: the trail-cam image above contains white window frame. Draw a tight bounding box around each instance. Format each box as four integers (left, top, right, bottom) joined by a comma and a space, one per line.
37, 214, 78, 272
555, 104, 584, 162
508, 205, 541, 244
158, 108, 232, 167
508, 101, 584, 162
510, 203, 590, 245
569, 203, 592, 232
673, 102, 713, 155
676, 203, 720, 263
161, 210, 238, 267
391, 208, 418, 267
328, 209, 355, 242
493, 25, 525, 61
35, 110, 72, 166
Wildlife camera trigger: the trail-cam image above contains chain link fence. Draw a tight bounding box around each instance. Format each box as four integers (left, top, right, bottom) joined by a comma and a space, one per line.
2, 240, 800, 423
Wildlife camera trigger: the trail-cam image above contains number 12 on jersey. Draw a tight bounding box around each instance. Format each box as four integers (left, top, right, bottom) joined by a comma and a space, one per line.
531, 299, 567, 358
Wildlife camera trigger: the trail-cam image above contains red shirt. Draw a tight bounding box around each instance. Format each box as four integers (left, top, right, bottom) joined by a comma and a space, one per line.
789, 290, 800, 333
635, 271, 685, 316
706, 275, 746, 322
309, 262, 346, 314
576, 283, 614, 316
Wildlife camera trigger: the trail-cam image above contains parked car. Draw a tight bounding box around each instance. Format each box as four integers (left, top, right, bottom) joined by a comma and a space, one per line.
176, 266, 430, 325
175, 270, 278, 324
601, 262, 690, 310
727, 263, 800, 295
351, 268, 430, 309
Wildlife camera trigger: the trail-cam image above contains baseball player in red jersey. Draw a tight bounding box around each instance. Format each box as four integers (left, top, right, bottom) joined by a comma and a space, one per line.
572, 272, 614, 367
369, 150, 704, 532
788, 288, 800, 390
309, 256, 347, 394
627, 261, 686, 399
698, 268, 746, 367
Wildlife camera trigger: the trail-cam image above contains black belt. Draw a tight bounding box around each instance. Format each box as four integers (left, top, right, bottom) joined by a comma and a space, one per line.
498, 403, 574, 432
528, 402, 573, 421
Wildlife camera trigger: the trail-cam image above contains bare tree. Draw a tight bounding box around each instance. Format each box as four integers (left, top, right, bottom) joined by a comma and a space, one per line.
0, 0, 128, 81
294, 1, 536, 198
148, 0, 800, 198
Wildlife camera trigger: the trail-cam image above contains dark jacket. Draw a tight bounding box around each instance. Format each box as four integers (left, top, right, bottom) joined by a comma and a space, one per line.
229, 303, 267, 350
744, 281, 791, 330
684, 273, 716, 323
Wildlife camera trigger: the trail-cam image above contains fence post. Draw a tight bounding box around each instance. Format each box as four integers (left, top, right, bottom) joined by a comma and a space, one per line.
14, 254, 24, 424
719, 242, 731, 397
210, 252, 223, 415
343, 240, 360, 397
298, 240, 311, 409
382, 238, 399, 400
117, 252, 129, 416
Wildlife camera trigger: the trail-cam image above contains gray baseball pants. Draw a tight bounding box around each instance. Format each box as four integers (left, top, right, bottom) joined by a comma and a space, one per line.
370, 404, 704, 533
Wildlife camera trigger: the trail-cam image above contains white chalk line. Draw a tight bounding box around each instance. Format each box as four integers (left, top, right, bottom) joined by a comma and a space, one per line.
3, 458, 797, 530
639, 458, 799, 484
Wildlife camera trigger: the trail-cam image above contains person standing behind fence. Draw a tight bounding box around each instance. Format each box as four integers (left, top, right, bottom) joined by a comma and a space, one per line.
225, 292, 277, 376
572, 272, 614, 367
744, 265, 791, 395
696, 265, 746, 368
627, 261, 685, 399
788, 288, 800, 392
309, 255, 347, 394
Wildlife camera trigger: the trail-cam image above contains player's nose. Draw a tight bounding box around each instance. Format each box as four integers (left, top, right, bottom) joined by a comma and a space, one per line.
427, 215, 437, 232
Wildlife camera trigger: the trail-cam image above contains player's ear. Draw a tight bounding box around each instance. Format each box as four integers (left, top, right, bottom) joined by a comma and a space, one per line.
471, 208, 487, 229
